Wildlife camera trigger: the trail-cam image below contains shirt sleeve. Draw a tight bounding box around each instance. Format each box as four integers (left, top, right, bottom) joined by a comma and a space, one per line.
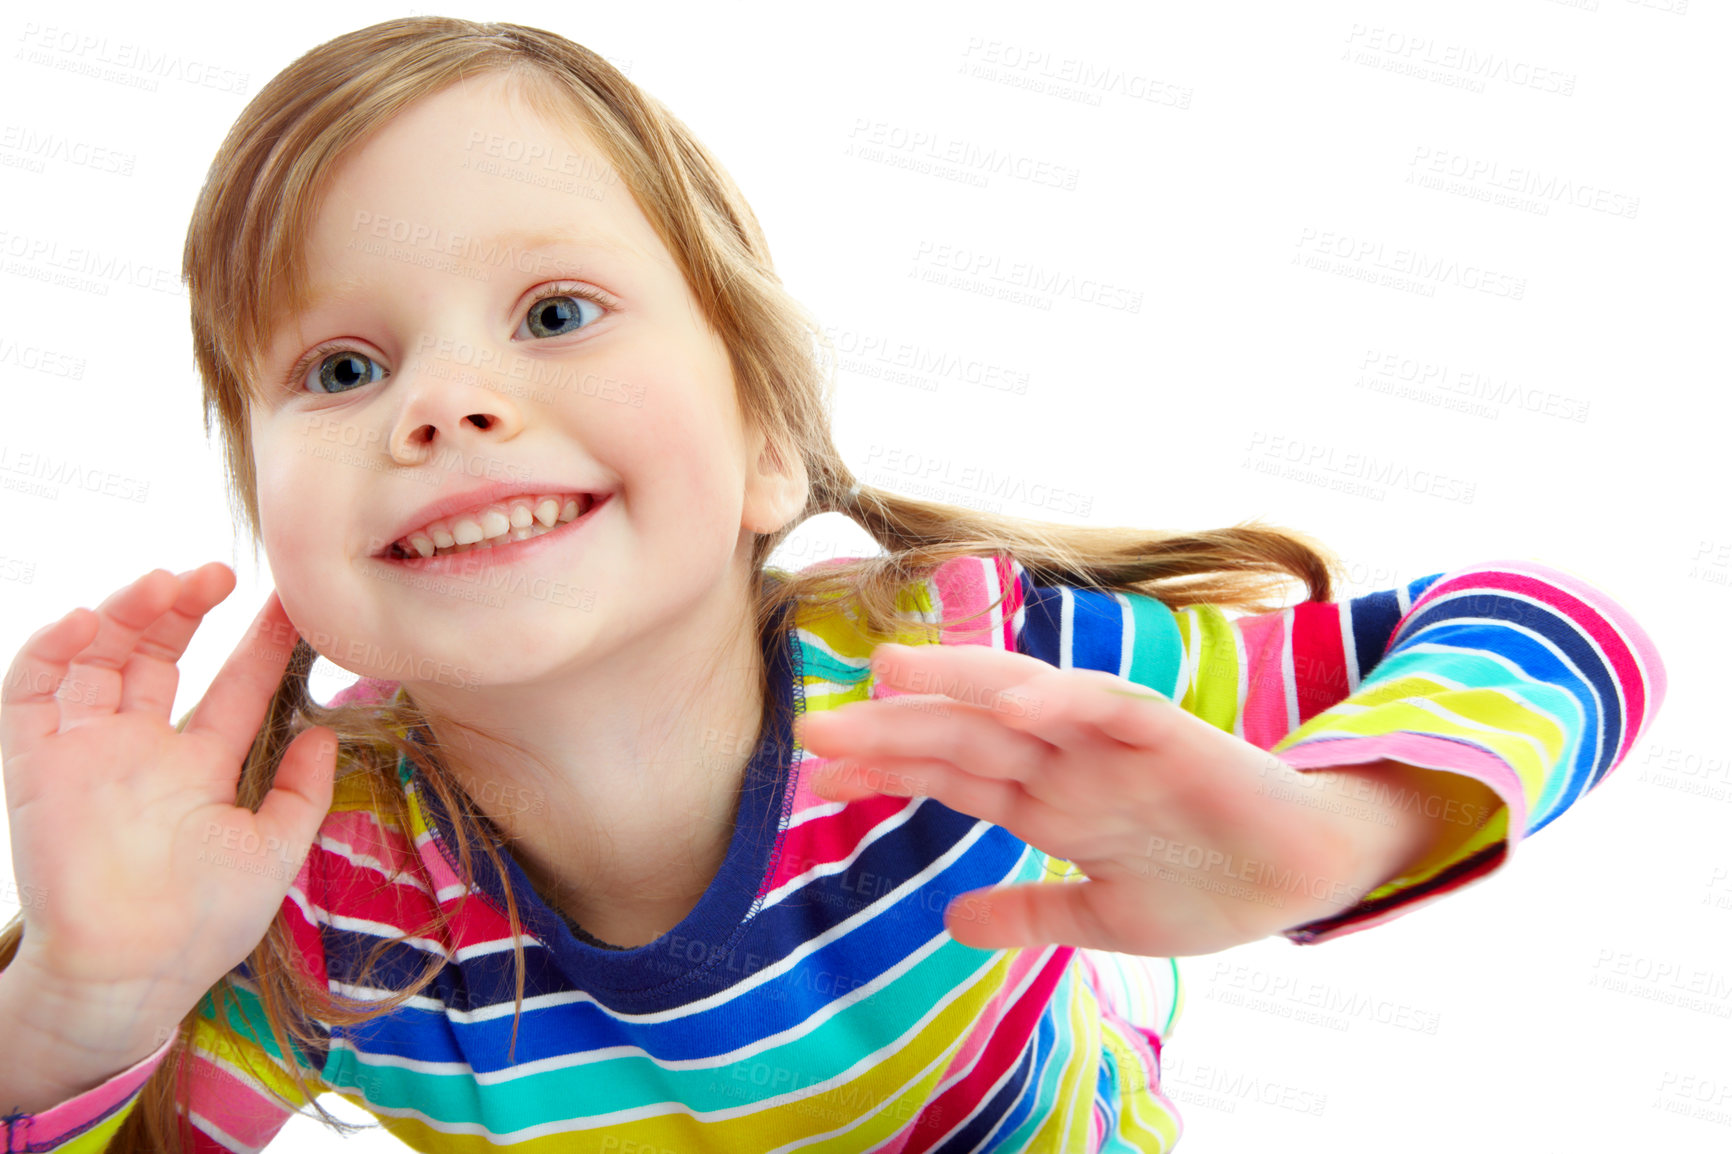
1008, 556, 1668, 944
3, 858, 335, 1151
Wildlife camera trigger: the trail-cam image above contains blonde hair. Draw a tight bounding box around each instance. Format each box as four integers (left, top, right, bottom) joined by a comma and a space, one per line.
0, 16, 1344, 1150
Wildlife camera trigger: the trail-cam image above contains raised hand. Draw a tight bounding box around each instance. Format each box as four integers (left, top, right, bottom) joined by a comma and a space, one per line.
794, 642, 1434, 958
0, 564, 337, 1046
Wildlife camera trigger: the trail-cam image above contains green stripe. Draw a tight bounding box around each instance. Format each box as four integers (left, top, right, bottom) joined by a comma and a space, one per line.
322, 851, 1054, 1129
1122, 592, 1183, 701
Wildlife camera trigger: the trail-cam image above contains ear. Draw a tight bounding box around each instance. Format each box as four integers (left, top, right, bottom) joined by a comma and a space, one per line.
740, 425, 809, 535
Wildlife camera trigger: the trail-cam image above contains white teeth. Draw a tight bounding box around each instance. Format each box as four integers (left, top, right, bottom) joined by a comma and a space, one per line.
391, 492, 599, 560
452, 516, 485, 546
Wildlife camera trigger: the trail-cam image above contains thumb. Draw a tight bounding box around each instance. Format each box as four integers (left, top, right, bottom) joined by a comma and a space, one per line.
253, 726, 339, 869
942, 880, 1107, 953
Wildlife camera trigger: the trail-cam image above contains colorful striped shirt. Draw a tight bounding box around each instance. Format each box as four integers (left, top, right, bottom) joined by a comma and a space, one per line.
3, 554, 1666, 1152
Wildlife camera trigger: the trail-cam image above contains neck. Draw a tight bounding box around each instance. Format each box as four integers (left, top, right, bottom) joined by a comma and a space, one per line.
408, 556, 774, 941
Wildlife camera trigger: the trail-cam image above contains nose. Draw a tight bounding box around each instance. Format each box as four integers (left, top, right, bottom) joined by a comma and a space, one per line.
386, 357, 524, 465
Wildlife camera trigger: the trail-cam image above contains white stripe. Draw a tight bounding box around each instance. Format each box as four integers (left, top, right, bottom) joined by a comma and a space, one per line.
1280, 607, 1300, 735
186, 1109, 259, 1153
930, 930, 1063, 1101
1386, 596, 1608, 782
923, 950, 1065, 1152
981, 556, 1008, 650
316, 835, 437, 899
1059, 585, 1075, 669
1113, 591, 1135, 680
1230, 612, 1247, 740
758, 795, 926, 909
1176, 611, 1198, 704
784, 799, 846, 829
765, 946, 1048, 1152
1341, 597, 1362, 694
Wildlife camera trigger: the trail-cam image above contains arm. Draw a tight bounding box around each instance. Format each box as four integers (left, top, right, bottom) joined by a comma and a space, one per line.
1, 860, 333, 1150
1174, 559, 1667, 942
1009, 556, 1667, 943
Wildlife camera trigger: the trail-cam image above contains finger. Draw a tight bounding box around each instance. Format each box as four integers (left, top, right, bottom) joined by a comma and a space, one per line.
52, 570, 190, 727
116, 563, 238, 717
0, 607, 102, 757
866, 641, 1053, 706
811, 754, 1028, 830
944, 878, 1118, 953
181, 591, 303, 770
250, 725, 338, 879
800, 692, 1051, 786
865, 643, 1178, 752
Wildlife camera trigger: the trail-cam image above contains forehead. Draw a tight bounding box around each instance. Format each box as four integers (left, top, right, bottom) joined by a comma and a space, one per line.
257, 72, 655, 369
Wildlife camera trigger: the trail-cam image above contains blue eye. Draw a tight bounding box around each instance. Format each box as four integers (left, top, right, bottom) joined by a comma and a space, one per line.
285, 284, 613, 396
516, 289, 607, 339
307, 350, 385, 395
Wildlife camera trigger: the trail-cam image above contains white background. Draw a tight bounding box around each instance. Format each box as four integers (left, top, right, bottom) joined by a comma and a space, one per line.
2, 1, 1727, 1151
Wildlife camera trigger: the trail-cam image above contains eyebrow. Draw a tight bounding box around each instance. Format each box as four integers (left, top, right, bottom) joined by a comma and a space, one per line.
298, 230, 626, 316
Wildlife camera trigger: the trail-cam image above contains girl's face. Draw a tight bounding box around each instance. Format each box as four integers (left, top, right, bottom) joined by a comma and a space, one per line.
247, 73, 792, 690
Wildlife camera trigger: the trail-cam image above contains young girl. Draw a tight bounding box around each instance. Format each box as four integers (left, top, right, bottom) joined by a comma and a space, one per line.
0, 16, 1666, 1153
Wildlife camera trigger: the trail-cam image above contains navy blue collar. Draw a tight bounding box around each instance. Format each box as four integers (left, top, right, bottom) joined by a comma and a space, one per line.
404, 593, 803, 1001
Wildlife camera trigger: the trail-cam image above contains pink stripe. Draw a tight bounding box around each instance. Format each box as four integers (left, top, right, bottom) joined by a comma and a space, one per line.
1234, 610, 1293, 750
897, 946, 1075, 1153
186, 1050, 296, 1149
323, 676, 398, 709
1404, 561, 1667, 767
876, 945, 1053, 1154
759, 787, 911, 895
931, 946, 1055, 1085
931, 556, 998, 648
18, 1034, 174, 1147
320, 809, 416, 865
995, 556, 1023, 652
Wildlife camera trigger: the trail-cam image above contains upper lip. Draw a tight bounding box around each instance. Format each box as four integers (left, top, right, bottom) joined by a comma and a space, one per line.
374, 480, 607, 556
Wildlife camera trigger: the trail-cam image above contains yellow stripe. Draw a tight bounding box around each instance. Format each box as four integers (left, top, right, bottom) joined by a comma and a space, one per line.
366, 953, 1008, 1152
49, 1102, 137, 1154
1174, 604, 1239, 733
1272, 688, 1562, 808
